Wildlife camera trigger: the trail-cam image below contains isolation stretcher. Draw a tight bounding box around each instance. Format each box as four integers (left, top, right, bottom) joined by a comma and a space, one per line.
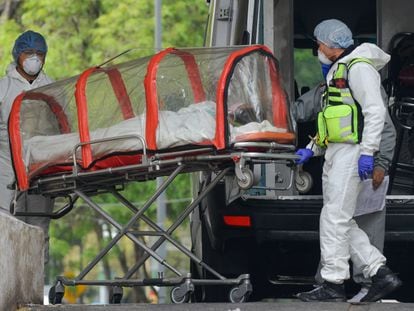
8, 45, 297, 303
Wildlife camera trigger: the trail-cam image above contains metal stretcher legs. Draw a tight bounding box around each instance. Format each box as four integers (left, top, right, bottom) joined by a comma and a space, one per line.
49, 164, 252, 304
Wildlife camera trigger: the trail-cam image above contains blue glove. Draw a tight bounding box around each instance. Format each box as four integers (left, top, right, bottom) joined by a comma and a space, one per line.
295, 148, 314, 164
358, 155, 374, 180
321, 63, 331, 79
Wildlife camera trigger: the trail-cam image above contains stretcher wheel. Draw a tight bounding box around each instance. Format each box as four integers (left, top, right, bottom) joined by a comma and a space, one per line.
295, 170, 313, 194
171, 286, 191, 303
110, 292, 123, 304
48, 284, 64, 304
109, 286, 123, 304
228, 286, 249, 303
237, 168, 254, 190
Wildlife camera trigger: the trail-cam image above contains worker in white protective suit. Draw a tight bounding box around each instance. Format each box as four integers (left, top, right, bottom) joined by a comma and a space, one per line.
293, 83, 397, 302
0, 30, 54, 263
295, 19, 402, 302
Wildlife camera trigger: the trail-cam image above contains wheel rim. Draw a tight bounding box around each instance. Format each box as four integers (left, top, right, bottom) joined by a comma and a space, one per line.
229, 287, 246, 303
295, 171, 313, 194
171, 287, 189, 303
238, 168, 254, 190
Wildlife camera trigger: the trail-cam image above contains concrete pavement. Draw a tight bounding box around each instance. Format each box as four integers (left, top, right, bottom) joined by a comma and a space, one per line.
20, 302, 414, 311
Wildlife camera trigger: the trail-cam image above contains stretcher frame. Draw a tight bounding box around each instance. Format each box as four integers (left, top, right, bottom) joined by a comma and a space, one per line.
14, 134, 297, 304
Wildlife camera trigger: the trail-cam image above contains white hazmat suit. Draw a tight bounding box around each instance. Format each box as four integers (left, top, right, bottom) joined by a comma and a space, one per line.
308, 43, 389, 283
0, 63, 53, 208
0, 63, 54, 261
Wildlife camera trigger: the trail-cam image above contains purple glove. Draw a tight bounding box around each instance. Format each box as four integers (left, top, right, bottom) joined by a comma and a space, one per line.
358, 155, 374, 180
295, 148, 314, 164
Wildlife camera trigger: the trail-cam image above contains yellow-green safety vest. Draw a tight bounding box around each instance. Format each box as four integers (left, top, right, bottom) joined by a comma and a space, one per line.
316, 58, 373, 148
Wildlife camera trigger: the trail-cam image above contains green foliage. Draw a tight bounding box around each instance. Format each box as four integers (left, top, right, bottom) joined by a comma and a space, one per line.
0, 20, 21, 70
294, 48, 323, 92
0, 0, 209, 78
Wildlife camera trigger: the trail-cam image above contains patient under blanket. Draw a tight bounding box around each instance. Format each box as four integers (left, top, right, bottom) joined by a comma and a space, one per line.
23, 101, 286, 169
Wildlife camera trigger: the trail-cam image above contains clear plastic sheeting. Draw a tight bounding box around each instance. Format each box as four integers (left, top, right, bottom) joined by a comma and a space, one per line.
9, 45, 295, 190
11, 76, 79, 176
227, 52, 289, 143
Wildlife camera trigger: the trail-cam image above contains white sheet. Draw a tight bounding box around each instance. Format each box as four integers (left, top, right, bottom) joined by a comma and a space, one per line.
23, 100, 287, 170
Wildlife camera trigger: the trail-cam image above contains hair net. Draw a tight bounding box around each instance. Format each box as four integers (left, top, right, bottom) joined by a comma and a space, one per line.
12, 30, 48, 61
314, 19, 354, 49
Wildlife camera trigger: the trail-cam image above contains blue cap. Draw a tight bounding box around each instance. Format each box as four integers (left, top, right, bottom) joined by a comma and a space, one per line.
12, 30, 48, 61
314, 19, 354, 49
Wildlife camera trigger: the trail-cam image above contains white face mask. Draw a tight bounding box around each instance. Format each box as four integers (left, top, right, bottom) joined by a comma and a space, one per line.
317, 50, 333, 65
22, 55, 43, 75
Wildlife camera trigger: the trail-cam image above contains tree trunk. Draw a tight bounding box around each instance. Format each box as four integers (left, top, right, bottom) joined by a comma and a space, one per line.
0, 0, 21, 23
0, 0, 12, 23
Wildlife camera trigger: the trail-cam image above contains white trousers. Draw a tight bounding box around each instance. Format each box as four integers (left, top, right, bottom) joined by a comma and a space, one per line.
320, 143, 386, 284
